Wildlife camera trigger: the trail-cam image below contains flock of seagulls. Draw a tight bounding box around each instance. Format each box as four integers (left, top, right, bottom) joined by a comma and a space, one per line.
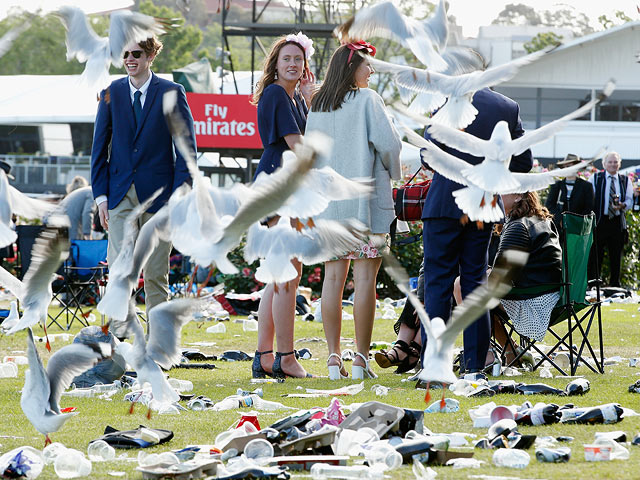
0, 0, 620, 442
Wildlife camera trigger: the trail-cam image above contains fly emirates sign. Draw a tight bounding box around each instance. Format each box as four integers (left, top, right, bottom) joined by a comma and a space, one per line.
186, 93, 262, 149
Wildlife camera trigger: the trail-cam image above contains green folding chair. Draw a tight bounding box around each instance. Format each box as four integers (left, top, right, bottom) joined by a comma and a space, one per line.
494, 212, 604, 376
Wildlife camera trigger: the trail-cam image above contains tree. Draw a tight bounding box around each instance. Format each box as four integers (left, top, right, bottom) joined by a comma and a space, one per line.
598, 10, 633, 30
523, 31, 563, 53
492, 3, 541, 26
540, 7, 593, 36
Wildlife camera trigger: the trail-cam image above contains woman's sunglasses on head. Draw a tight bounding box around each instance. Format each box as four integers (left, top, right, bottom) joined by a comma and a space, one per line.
123, 50, 144, 59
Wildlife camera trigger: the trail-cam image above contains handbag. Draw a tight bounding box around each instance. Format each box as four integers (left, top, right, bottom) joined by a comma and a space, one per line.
392, 168, 431, 221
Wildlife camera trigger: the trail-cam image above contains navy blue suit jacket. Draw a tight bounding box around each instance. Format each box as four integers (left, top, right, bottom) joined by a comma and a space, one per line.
421, 88, 533, 219
91, 73, 195, 213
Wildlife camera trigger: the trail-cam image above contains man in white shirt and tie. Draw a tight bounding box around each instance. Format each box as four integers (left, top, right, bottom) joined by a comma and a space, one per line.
589, 152, 633, 287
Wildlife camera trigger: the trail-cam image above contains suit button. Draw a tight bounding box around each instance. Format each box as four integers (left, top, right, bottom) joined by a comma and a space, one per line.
133, 169, 137, 173
133, 148, 138, 153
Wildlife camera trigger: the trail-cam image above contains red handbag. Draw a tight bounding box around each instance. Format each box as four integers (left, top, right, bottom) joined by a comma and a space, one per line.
392, 169, 431, 221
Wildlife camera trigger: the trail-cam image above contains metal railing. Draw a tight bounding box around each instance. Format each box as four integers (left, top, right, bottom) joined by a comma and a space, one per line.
0, 154, 90, 194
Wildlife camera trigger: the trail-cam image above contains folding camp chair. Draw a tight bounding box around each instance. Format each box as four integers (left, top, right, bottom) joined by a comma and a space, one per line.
50, 239, 108, 330
494, 212, 604, 376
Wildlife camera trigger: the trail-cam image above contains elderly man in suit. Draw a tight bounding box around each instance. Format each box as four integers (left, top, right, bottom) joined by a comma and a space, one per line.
589, 151, 633, 287
420, 87, 533, 379
91, 36, 195, 312
545, 154, 595, 231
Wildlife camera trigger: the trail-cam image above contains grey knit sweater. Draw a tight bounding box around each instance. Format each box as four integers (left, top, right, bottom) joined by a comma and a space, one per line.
306, 88, 402, 234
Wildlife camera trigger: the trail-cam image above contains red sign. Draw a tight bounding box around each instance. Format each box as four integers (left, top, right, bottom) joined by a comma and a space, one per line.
186, 93, 262, 149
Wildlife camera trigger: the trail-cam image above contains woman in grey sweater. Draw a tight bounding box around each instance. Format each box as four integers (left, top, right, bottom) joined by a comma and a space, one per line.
306, 42, 402, 380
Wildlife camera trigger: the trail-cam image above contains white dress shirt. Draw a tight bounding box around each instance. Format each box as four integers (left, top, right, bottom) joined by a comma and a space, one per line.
590, 172, 633, 216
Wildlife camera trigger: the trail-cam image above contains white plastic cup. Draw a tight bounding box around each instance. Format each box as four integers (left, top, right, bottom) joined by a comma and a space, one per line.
3, 355, 28, 365
87, 440, 115, 462
54, 448, 92, 478
243, 319, 258, 331
0, 362, 18, 378
140, 427, 160, 445
243, 438, 274, 465
43, 442, 68, 465
157, 452, 180, 465
137, 451, 160, 467
490, 405, 516, 425
492, 448, 530, 469
206, 323, 226, 334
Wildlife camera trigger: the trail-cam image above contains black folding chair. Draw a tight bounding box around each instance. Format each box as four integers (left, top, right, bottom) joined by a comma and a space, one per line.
494, 212, 604, 376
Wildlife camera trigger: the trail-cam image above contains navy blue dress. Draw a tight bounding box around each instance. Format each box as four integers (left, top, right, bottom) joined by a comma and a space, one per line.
254, 84, 308, 179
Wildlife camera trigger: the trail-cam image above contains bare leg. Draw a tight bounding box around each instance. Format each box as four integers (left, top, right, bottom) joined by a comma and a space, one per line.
352, 257, 382, 370
256, 284, 275, 373
272, 258, 307, 377
322, 259, 350, 376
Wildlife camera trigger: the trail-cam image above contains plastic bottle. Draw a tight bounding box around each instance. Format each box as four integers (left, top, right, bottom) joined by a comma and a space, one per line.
515, 404, 561, 426
0, 362, 18, 378
535, 447, 571, 463
516, 383, 566, 396
310, 464, 384, 480
595, 431, 627, 443
54, 449, 92, 478
87, 440, 115, 462
394, 439, 437, 464
563, 403, 623, 424
237, 387, 264, 398
249, 394, 290, 411
492, 448, 530, 469
565, 378, 590, 396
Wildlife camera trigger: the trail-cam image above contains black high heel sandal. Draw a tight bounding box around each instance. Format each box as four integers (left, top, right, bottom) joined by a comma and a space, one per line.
374, 340, 420, 373
394, 341, 421, 374
272, 351, 313, 378
252, 350, 273, 378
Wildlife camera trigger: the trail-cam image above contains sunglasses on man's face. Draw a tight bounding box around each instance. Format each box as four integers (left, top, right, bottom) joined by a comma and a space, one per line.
123, 50, 144, 59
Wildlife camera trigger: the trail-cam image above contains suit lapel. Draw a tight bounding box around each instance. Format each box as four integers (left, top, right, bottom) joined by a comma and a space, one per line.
116, 77, 136, 134
134, 73, 159, 140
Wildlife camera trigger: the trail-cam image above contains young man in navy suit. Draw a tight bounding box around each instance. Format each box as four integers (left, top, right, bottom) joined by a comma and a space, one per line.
420, 87, 533, 379
91, 36, 195, 313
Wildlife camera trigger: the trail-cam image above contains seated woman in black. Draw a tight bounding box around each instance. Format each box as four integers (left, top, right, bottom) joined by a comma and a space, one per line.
491, 191, 563, 363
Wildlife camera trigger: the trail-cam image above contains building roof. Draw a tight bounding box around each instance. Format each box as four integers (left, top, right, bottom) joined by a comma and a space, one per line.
503, 21, 640, 90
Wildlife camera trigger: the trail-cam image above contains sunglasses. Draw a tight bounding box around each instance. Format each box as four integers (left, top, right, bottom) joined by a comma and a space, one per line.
123, 50, 144, 59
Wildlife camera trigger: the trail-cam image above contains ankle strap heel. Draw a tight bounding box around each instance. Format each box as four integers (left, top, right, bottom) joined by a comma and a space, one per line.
352, 352, 377, 380
273, 351, 313, 379
252, 350, 273, 379
327, 353, 348, 380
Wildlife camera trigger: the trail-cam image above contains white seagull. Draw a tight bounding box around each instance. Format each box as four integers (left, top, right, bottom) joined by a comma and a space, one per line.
0, 300, 20, 332
55, 6, 170, 88
244, 217, 368, 285
22, 328, 111, 446
369, 49, 547, 129
115, 298, 200, 414
383, 249, 528, 406
334, 0, 449, 71
2, 228, 69, 349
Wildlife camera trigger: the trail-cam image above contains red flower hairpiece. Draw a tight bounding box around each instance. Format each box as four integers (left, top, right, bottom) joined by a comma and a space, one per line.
345, 41, 376, 64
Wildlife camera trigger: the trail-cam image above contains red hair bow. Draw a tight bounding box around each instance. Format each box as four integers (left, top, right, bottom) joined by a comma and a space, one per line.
345, 41, 376, 64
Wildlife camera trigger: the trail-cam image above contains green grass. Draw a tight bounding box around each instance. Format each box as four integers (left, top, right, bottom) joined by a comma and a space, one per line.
1, 302, 640, 478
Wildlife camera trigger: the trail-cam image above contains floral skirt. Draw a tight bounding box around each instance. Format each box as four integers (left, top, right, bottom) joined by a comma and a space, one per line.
331, 234, 390, 261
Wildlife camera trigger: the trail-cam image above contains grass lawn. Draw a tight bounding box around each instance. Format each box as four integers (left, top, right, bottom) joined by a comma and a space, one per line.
1, 300, 640, 479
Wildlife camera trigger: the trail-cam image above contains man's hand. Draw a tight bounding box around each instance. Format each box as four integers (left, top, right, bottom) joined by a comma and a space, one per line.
98, 202, 109, 230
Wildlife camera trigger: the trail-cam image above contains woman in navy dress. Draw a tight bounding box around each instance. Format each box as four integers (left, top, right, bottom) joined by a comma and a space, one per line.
251, 33, 316, 379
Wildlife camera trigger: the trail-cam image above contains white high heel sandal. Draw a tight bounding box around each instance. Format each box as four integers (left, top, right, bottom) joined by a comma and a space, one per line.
352, 352, 378, 380
327, 353, 348, 380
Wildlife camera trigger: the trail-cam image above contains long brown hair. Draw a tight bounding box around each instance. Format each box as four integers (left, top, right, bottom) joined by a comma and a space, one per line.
508, 191, 553, 221
311, 45, 368, 112
251, 37, 308, 105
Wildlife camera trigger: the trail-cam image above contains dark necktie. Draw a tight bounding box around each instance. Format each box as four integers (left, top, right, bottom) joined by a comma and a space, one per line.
608, 175, 617, 219
133, 90, 142, 128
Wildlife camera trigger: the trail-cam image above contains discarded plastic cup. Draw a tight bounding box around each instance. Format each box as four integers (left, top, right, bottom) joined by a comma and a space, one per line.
3, 355, 28, 365
137, 451, 161, 467
365, 444, 403, 470
168, 378, 193, 392
157, 452, 180, 465
54, 448, 92, 478
243, 438, 274, 465
490, 406, 515, 425
243, 319, 258, 331
206, 323, 226, 334
140, 427, 160, 445
0, 362, 18, 378
87, 440, 115, 462
43, 442, 68, 465
370, 384, 390, 396
492, 448, 530, 469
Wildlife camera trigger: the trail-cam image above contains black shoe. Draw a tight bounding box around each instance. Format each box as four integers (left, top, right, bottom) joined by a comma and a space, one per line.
272, 351, 314, 378
252, 350, 273, 379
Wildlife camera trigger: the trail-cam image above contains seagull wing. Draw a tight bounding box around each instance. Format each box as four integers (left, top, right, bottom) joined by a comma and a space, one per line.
8, 186, 55, 220
108, 10, 166, 66
0, 265, 25, 301
402, 127, 472, 184
425, 122, 491, 157
369, 57, 456, 94
382, 252, 436, 341
507, 161, 592, 193
439, 250, 529, 347
146, 298, 200, 370
23, 328, 51, 414
509, 80, 615, 156
47, 341, 111, 414
293, 219, 369, 265
56, 6, 106, 64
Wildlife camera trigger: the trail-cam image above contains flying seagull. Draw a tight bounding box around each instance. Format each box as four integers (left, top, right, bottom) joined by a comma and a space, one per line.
22, 328, 111, 446
383, 249, 528, 407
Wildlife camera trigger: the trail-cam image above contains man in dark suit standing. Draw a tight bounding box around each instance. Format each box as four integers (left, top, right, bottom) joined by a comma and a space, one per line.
589, 151, 632, 287
91, 36, 195, 313
421, 87, 533, 378
545, 153, 595, 231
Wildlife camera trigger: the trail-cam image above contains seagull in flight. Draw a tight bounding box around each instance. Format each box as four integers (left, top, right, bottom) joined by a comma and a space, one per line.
55, 6, 172, 88
334, 0, 449, 71
22, 328, 111, 446
383, 249, 528, 407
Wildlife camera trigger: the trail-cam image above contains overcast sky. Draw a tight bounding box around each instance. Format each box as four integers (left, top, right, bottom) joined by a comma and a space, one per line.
448, 0, 639, 37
